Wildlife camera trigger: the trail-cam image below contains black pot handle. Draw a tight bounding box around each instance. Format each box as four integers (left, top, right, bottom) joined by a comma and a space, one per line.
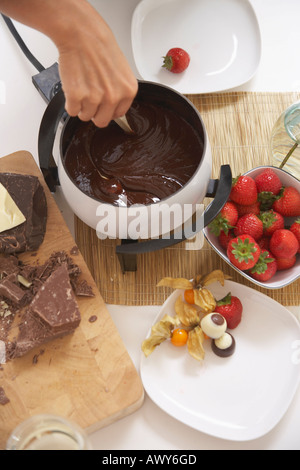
38, 88, 66, 192
116, 163, 232, 261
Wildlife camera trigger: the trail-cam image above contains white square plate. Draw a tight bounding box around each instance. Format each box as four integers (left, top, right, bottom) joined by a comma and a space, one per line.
140, 280, 300, 441
131, 0, 261, 94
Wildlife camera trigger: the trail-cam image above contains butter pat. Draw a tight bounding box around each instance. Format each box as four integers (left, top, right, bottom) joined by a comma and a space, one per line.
0, 183, 26, 233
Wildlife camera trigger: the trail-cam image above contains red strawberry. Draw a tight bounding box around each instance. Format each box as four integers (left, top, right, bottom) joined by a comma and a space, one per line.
254, 168, 282, 195
290, 219, 300, 253
272, 187, 300, 217
215, 292, 243, 330
219, 229, 235, 250
276, 256, 297, 271
162, 48, 190, 74
234, 213, 263, 240
227, 234, 261, 271
209, 201, 238, 236
258, 236, 270, 251
270, 229, 299, 259
236, 201, 261, 217
250, 250, 277, 282
230, 175, 257, 206
258, 210, 285, 237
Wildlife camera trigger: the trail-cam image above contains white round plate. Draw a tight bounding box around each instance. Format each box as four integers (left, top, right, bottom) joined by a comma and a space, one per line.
140, 280, 300, 441
204, 166, 300, 290
131, 0, 261, 94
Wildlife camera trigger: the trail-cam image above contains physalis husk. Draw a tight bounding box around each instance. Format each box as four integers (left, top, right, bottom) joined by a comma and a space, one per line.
156, 277, 193, 290
174, 295, 199, 327
187, 326, 205, 362
195, 269, 229, 288
141, 314, 180, 357
193, 288, 216, 313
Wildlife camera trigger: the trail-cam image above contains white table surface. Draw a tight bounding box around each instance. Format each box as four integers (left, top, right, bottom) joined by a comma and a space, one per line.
1, 0, 300, 451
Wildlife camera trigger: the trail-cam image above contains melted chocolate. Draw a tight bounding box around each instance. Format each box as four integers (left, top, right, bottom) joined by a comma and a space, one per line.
63, 100, 203, 206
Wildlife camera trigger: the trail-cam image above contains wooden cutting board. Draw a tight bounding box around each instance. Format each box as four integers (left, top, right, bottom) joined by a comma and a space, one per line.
0, 151, 144, 450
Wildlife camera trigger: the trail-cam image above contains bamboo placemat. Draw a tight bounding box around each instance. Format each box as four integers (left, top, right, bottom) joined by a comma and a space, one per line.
75, 92, 300, 306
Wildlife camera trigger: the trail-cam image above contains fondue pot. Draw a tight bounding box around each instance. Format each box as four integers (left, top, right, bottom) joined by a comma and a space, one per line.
38, 81, 231, 269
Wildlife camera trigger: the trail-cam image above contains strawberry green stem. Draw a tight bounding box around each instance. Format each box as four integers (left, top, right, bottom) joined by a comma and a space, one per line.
162, 56, 173, 71
217, 292, 232, 306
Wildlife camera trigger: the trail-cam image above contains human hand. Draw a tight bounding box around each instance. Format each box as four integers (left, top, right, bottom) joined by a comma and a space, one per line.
0, 0, 138, 127
54, 3, 138, 127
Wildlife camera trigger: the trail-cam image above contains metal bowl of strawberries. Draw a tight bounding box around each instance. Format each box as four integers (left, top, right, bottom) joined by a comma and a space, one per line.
204, 166, 300, 289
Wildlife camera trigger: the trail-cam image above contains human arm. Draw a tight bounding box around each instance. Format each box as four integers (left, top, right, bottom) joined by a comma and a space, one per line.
0, 0, 138, 127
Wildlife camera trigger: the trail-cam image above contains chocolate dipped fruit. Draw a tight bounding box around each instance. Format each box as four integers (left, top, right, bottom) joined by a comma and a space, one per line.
212, 332, 236, 358
200, 313, 227, 339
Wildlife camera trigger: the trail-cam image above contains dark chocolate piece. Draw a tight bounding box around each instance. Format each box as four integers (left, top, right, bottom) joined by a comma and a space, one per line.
0, 173, 47, 254
72, 279, 94, 297
35, 251, 81, 284
88, 315, 97, 323
0, 255, 19, 275
70, 246, 79, 256
30, 263, 81, 334
6, 263, 81, 359
0, 278, 25, 304
0, 386, 10, 405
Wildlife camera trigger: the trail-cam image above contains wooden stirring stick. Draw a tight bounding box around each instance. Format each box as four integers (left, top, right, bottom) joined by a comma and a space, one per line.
114, 115, 134, 134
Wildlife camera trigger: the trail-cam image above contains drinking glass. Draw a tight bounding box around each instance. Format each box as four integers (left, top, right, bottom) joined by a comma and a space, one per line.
6, 414, 92, 450
271, 100, 300, 179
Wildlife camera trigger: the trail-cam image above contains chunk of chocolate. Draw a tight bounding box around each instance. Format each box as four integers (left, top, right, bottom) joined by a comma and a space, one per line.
0, 173, 47, 254
0, 386, 10, 405
72, 279, 94, 297
6, 263, 81, 359
6, 308, 75, 360
30, 263, 81, 334
0, 255, 19, 275
0, 278, 26, 304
